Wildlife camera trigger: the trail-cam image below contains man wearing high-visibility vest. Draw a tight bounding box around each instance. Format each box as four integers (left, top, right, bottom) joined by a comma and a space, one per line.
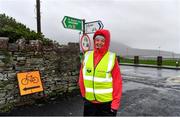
79, 29, 122, 116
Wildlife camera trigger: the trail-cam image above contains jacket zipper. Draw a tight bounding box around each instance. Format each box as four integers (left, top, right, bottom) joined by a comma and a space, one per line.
92, 67, 97, 100
92, 51, 108, 101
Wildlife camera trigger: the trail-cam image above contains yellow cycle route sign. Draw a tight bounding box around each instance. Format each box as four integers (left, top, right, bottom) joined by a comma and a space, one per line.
17, 71, 43, 96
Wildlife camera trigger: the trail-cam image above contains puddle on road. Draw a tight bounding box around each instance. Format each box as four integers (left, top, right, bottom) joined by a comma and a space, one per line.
166, 76, 180, 85
123, 81, 167, 93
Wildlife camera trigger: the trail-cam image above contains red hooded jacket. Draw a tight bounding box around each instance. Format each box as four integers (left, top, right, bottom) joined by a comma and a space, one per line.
79, 29, 122, 110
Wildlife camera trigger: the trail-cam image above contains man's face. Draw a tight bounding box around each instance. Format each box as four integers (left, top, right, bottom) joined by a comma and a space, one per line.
95, 38, 105, 49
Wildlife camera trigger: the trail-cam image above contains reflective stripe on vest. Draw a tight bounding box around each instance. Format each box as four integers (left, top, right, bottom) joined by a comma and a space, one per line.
83, 51, 116, 102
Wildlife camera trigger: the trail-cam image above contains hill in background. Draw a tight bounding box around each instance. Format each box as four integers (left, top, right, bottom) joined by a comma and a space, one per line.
110, 41, 180, 58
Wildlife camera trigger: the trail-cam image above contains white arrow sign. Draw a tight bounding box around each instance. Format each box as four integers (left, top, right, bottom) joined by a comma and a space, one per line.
85, 20, 104, 34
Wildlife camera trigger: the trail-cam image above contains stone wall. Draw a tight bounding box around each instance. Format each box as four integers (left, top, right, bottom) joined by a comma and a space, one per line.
0, 37, 80, 112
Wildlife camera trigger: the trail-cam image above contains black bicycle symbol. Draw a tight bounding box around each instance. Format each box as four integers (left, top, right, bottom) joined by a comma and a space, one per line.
21, 73, 39, 85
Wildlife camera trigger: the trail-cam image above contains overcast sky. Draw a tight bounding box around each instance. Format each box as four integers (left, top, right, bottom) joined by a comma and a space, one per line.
0, 0, 180, 53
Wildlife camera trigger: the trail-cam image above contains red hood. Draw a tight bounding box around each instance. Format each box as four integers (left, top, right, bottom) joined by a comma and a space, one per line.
93, 29, 110, 54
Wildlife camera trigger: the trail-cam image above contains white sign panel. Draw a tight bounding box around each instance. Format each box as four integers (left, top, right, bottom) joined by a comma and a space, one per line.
85, 20, 104, 34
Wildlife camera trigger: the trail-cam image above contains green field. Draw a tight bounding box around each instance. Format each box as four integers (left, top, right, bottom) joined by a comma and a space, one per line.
119, 57, 180, 67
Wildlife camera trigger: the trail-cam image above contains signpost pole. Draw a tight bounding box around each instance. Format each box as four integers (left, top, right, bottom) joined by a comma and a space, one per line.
83, 19, 85, 34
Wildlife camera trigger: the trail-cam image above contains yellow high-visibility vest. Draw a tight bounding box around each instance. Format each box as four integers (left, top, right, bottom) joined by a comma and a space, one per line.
83, 51, 116, 102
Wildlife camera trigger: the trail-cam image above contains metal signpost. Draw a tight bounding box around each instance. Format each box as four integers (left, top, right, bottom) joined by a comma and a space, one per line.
62, 16, 104, 57
62, 16, 104, 34
85, 20, 104, 34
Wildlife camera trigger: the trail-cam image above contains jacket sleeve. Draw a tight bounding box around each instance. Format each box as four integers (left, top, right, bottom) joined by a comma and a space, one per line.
78, 64, 85, 97
111, 58, 122, 110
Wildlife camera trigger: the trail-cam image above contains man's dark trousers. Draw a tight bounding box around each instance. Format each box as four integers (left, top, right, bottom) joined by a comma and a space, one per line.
83, 99, 117, 116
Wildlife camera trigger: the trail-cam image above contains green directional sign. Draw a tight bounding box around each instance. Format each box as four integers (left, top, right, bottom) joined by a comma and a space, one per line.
62, 16, 83, 31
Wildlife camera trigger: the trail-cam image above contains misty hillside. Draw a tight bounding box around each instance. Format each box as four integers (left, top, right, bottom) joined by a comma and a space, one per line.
110, 41, 180, 58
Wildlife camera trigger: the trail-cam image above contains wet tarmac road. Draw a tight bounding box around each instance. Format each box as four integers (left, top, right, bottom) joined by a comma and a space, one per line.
121, 65, 180, 80
7, 65, 180, 116
120, 66, 180, 116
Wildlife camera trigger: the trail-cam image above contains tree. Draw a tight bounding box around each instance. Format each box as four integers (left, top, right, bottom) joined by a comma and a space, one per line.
0, 13, 47, 43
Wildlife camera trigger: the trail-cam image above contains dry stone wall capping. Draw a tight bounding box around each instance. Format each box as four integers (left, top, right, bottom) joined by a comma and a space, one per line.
0, 37, 80, 112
